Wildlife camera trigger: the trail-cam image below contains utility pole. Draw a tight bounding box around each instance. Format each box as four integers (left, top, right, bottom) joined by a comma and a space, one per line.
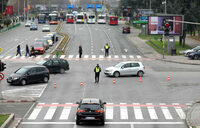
27, 0, 29, 20
165, 0, 166, 14
18, 0, 19, 15
2, 0, 3, 14
24, 0, 25, 20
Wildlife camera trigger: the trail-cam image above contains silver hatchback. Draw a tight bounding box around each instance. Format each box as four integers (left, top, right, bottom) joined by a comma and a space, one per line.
104, 61, 145, 77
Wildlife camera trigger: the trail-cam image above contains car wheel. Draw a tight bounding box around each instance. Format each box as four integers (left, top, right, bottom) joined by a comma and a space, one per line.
101, 119, 105, 125
194, 55, 199, 60
60, 68, 65, 74
137, 71, 144, 77
76, 119, 80, 125
43, 76, 49, 83
113, 71, 120, 77
21, 79, 26, 85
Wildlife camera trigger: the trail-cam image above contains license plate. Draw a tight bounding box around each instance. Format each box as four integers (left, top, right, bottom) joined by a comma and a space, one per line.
35, 51, 39, 53
85, 117, 95, 119
7, 79, 12, 82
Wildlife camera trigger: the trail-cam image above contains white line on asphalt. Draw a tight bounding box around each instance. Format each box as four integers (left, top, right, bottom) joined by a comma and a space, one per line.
133, 103, 143, 119
23, 102, 36, 119
84, 55, 89, 58
122, 55, 126, 59
160, 103, 173, 120
4, 56, 11, 59
124, 49, 128, 53
36, 55, 42, 59
60, 55, 65, 59
172, 103, 186, 119
146, 103, 158, 120
73, 124, 77, 128
44, 55, 51, 59
92, 55, 96, 58
99, 55, 104, 58
28, 103, 44, 120
106, 103, 113, 119
129, 55, 134, 59
60, 103, 73, 120
38, 84, 48, 98
76, 55, 79, 58
130, 124, 134, 128
44, 103, 58, 120
68, 55, 74, 58
136, 55, 142, 59
21, 122, 185, 125
120, 103, 128, 119
114, 55, 119, 58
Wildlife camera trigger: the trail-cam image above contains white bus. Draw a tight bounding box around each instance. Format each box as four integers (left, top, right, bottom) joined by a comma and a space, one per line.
76, 14, 84, 24
87, 14, 96, 24
97, 14, 106, 24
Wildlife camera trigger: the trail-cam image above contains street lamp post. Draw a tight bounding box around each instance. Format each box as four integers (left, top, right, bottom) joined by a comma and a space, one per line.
162, 0, 167, 14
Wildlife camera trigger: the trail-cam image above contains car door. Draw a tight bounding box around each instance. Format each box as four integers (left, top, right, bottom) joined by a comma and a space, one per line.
130, 63, 140, 75
27, 68, 38, 83
44, 60, 53, 73
52, 60, 61, 73
120, 63, 132, 76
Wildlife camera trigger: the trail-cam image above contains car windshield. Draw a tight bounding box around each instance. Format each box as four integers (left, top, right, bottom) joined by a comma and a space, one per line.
43, 25, 49, 28
80, 104, 101, 110
37, 60, 47, 65
33, 43, 42, 47
15, 68, 29, 74
98, 16, 105, 19
115, 63, 124, 68
77, 16, 83, 19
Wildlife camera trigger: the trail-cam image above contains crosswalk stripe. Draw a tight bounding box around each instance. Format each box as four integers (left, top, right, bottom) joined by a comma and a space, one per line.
36, 55, 42, 59
92, 55, 96, 58
12, 56, 18, 59
28, 103, 44, 120
129, 55, 134, 59
4, 56, 11, 59
106, 103, 113, 120
122, 55, 126, 59
107, 55, 111, 58
99, 55, 104, 58
44, 55, 51, 59
120, 103, 128, 120
114, 55, 119, 58
146, 103, 158, 120
76, 55, 79, 58
20, 56, 26, 59
0, 56, 3, 59
59, 103, 73, 120
44, 103, 58, 120
84, 55, 89, 58
60, 55, 65, 59
136, 55, 142, 59
172, 103, 185, 119
52, 55, 56, 58
133, 103, 143, 119
160, 103, 173, 120
68, 55, 73, 58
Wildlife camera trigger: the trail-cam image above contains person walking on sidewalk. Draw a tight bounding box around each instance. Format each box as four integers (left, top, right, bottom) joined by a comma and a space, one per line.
31, 46, 36, 57
25, 44, 31, 57
104, 43, 110, 57
94, 64, 101, 84
79, 45, 82, 58
16, 45, 21, 56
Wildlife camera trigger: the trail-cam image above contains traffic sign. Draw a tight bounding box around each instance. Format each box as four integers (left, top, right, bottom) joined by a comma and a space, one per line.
0, 48, 2, 53
0, 73, 4, 80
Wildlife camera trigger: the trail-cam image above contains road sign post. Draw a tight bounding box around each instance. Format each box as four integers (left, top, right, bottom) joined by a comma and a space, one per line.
0, 73, 4, 100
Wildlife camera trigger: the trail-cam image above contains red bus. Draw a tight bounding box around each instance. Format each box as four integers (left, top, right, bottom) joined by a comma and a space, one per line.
66, 14, 74, 23
109, 16, 118, 25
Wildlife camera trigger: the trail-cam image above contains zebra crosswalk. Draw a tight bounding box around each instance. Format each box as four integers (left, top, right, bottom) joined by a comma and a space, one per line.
0, 54, 152, 61
25, 102, 190, 122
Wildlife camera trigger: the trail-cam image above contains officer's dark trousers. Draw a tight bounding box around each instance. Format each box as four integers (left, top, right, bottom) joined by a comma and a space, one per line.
95, 73, 100, 83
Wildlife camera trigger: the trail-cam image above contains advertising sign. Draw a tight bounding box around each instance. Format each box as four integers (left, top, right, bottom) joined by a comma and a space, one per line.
5, 6, 13, 15
148, 16, 183, 35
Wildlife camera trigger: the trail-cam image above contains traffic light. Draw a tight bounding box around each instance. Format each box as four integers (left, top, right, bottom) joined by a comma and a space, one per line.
0, 60, 6, 72
164, 23, 170, 36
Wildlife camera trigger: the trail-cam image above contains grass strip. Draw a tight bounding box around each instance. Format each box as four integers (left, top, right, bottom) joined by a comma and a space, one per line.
0, 114, 10, 127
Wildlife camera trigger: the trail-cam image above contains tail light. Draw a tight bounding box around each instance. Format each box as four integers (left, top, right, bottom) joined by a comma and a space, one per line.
77, 110, 85, 113
143, 66, 145, 70
95, 110, 104, 113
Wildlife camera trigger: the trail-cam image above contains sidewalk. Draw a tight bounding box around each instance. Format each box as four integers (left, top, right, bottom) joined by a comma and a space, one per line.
127, 27, 200, 65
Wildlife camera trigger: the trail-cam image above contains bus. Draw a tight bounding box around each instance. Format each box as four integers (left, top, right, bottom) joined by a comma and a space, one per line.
38, 14, 46, 24
87, 14, 96, 24
59, 11, 66, 21
97, 14, 106, 24
66, 14, 74, 23
76, 14, 84, 24
109, 16, 118, 25
49, 13, 58, 25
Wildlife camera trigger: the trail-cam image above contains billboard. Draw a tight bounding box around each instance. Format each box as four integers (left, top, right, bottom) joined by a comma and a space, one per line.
148, 16, 183, 35
5, 6, 13, 15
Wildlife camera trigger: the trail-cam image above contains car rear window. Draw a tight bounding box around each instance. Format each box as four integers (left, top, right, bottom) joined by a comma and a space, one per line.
80, 104, 101, 110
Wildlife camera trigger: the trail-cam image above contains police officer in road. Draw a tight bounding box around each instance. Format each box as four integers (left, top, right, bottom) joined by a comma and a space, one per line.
94, 64, 101, 84
79, 45, 82, 58
104, 43, 110, 57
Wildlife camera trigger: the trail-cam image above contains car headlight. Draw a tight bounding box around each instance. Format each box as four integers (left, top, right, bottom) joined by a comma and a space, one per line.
13, 77, 19, 80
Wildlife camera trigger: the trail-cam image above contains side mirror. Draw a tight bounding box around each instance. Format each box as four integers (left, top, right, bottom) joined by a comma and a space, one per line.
103, 102, 106, 104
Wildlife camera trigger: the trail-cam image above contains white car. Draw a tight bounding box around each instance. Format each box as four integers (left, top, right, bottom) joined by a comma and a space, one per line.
42, 25, 50, 32
184, 46, 200, 56
43, 36, 53, 46
104, 61, 145, 77
25, 21, 32, 27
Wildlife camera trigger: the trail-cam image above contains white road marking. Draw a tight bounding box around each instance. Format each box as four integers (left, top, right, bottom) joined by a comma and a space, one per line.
146, 103, 158, 120
36, 55, 42, 59
101, 49, 104, 52
60, 55, 65, 59
92, 55, 96, 58
114, 55, 119, 58
130, 124, 134, 128
68, 55, 74, 58
28, 103, 44, 120
106, 103, 113, 119
20, 55, 26, 59
21, 122, 185, 125
59, 103, 73, 120
4, 56, 11, 59
160, 103, 173, 120
44, 103, 58, 120
38, 84, 48, 98
12, 56, 18, 59
122, 55, 126, 59
136, 55, 142, 59
52, 55, 56, 58
172, 103, 185, 119
129, 55, 134, 59
44, 55, 51, 59
124, 49, 128, 53
76, 55, 79, 58
120, 103, 128, 119
133, 103, 143, 119
84, 55, 89, 58
99, 55, 104, 58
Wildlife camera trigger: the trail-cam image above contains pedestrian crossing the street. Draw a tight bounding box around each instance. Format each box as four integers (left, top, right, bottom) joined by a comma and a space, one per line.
0, 54, 152, 61
26, 102, 189, 122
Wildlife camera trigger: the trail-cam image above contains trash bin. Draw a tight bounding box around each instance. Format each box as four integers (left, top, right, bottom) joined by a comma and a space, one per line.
171, 49, 176, 56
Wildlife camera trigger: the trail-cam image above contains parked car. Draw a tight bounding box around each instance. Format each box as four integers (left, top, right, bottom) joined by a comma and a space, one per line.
188, 50, 200, 60
104, 61, 145, 77
184, 46, 200, 56
76, 98, 106, 125
36, 58, 69, 73
122, 25, 130, 33
35, 39, 49, 50
25, 21, 32, 27
30, 24, 38, 30
42, 25, 50, 32
7, 66, 49, 85
31, 42, 46, 54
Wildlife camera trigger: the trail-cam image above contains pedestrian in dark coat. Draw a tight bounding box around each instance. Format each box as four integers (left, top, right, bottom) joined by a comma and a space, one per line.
16, 45, 21, 56
25, 44, 30, 57
79, 45, 82, 58
94, 64, 101, 84
31, 47, 36, 57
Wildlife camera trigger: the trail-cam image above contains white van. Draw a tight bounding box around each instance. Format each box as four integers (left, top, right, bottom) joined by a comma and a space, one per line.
76, 14, 84, 24
87, 14, 96, 24
97, 14, 106, 24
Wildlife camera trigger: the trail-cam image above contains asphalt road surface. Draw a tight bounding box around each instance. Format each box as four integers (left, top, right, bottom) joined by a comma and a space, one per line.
0, 21, 200, 128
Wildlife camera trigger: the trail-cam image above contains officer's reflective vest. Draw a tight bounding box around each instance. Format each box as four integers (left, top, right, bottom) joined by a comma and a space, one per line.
105, 45, 109, 49
96, 67, 100, 72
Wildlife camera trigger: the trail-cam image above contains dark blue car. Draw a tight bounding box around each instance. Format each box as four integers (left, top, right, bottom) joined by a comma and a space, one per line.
188, 50, 200, 60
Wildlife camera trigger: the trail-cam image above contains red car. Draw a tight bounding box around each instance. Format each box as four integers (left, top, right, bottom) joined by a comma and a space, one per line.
66, 14, 74, 23
31, 42, 46, 54
122, 25, 130, 33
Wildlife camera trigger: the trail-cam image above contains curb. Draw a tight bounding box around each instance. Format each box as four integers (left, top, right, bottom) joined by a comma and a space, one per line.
0, 99, 36, 103
0, 113, 14, 128
13, 118, 22, 128
157, 58, 200, 65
